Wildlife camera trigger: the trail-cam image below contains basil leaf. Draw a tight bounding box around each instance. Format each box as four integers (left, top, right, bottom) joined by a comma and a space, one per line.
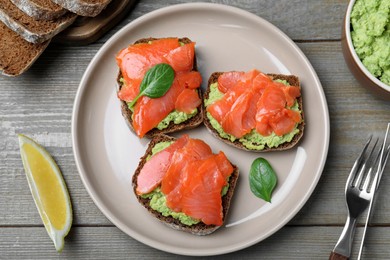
128, 63, 175, 108
249, 158, 277, 203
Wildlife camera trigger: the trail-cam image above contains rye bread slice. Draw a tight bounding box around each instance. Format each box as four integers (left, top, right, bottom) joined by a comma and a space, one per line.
0, 0, 77, 44
51, 0, 112, 17
203, 72, 305, 152
117, 37, 204, 138
0, 22, 50, 76
132, 134, 240, 235
10, 0, 66, 21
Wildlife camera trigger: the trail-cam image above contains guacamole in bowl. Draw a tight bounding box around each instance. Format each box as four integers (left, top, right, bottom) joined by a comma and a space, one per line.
350, 0, 390, 86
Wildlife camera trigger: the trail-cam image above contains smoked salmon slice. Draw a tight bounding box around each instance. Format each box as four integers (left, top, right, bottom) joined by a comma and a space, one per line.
179, 156, 227, 226
116, 38, 202, 137
217, 71, 245, 93
135, 135, 189, 195
207, 80, 247, 124
221, 89, 260, 138
207, 69, 301, 138
136, 135, 234, 226
164, 42, 195, 72
175, 88, 201, 113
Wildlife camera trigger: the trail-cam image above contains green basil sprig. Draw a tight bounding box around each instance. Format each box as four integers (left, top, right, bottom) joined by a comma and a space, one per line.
249, 158, 278, 203
128, 63, 175, 108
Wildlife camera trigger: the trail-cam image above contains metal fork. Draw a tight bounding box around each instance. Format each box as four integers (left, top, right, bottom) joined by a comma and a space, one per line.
329, 136, 388, 260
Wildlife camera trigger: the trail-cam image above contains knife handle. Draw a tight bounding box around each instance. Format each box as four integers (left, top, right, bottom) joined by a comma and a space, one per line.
329, 251, 349, 260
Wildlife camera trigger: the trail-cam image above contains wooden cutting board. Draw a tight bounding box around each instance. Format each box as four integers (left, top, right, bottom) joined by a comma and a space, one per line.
54, 0, 138, 45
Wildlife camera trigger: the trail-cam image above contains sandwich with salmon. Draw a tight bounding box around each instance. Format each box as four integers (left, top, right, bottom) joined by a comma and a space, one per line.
116, 37, 203, 138
203, 69, 304, 152
132, 134, 239, 235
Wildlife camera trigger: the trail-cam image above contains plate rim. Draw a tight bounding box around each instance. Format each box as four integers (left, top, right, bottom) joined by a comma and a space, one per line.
72, 2, 330, 256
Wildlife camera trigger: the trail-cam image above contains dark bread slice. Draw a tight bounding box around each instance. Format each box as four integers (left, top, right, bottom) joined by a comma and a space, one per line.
117, 37, 204, 138
203, 72, 305, 152
10, 0, 66, 21
0, 0, 77, 44
132, 134, 240, 235
51, 0, 112, 17
0, 22, 50, 76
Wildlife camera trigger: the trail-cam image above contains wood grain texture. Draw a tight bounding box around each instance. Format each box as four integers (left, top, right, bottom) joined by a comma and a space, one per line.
2, 0, 390, 258
96, 0, 348, 43
1, 226, 390, 259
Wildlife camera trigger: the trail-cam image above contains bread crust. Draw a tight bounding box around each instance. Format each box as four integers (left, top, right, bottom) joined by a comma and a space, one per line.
132, 134, 239, 235
51, 0, 112, 17
203, 72, 305, 152
10, 0, 66, 21
117, 37, 204, 138
0, 0, 77, 44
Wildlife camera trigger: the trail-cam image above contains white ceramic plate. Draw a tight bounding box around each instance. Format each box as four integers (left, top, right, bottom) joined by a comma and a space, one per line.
72, 3, 329, 256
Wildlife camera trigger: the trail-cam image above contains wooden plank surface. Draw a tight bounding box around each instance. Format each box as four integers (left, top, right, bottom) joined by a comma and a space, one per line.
1, 226, 390, 259
98, 0, 348, 43
2, 0, 390, 259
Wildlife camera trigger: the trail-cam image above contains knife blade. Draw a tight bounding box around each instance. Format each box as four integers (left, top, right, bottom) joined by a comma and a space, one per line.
357, 124, 390, 260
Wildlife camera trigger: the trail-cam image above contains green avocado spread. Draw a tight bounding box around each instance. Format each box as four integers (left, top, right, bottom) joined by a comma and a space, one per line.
156, 109, 198, 130
351, 0, 390, 85
142, 141, 230, 226
205, 81, 301, 151
124, 93, 199, 131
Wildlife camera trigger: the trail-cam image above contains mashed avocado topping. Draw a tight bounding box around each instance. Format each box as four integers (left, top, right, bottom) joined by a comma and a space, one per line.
151, 141, 173, 154
145, 141, 173, 161
351, 0, 390, 85
142, 141, 230, 226
205, 82, 301, 150
143, 188, 200, 226
156, 108, 198, 130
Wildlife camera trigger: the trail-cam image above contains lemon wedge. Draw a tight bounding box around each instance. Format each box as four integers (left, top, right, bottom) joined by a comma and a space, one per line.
18, 134, 72, 252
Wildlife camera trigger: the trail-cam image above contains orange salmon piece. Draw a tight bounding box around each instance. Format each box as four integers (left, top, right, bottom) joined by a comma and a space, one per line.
176, 71, 202, 89
281, 85, 301, 107
175, 88, 201, 113
135, 135, 189, 195
179, 156, 228, 226
117, 78, 142, 102
252, 72, 273, 94
165, 42, 195, 72
161, 139, 212, 196
217, 71, 245, 93
256, 85, 301, 136
132, 79, 185, 138
221, 90, 260, 138
269, 109, 301, 136
207, 81, 247, 124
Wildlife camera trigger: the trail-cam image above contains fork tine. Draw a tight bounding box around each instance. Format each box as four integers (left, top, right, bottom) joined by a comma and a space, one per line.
352, 137, 378, 188
346, 136, 372, 188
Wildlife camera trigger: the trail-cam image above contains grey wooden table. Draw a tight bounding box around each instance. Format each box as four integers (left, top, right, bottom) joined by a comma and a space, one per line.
1, 0, 390, 259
